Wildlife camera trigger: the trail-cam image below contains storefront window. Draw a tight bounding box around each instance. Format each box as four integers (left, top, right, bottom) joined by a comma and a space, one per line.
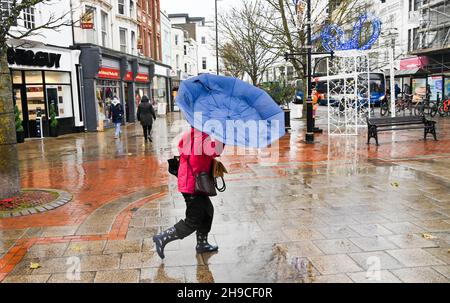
427, 76, 443, 101
26, 85, 45, 120
152, 76, 167, 104
412, 78, 426, 102
12, 71, 22, 84
445, 77, 450, 99
45, 71, 70, 84
96, 79, 120, 130
25, 70, 43, 83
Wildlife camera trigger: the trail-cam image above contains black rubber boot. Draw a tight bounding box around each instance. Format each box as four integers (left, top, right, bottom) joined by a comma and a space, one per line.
153, 227, 179, 259
196, 233, 218, 253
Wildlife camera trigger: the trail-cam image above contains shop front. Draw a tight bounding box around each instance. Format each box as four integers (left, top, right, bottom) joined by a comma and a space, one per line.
135, 64, 152, 113
7, 45, 81, 138
78, 45, 155, 132
152, 63, 172, 114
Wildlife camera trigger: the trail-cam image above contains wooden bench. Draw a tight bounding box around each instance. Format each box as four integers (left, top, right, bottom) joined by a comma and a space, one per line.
367, 116, 437, 146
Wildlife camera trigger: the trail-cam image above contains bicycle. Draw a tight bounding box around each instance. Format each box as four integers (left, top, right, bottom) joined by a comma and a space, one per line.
414, 97, 438, 117
438, 96, 450, 117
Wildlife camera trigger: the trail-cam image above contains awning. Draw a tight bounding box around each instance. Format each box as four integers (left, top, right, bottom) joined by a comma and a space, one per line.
386, 68, 429, 77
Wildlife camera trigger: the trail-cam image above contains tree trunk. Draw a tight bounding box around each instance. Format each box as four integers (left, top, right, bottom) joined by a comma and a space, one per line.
0, 52, 20, 199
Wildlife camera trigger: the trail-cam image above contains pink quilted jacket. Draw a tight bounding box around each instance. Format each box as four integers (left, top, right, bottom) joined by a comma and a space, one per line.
177, 128, 223, 194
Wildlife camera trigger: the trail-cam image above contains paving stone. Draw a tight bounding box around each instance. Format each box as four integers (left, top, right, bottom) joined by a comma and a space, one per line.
348, 224, 393, 237
141, 266, 185, 283
348, 251, 405, 271
309, 255, 362, 275
316, 226, 360, 239
75, 224, 112, 235
311, 274, 354, 283
41, 226, 79, 237
282, 228, 325, 241
386, 234, 440, 249
94, 270, 140, 283
64, 241, 106, 256
183, 265, 216, 283
120, 252, 159, 269
412, 220, 450, 232
423, 248, 450, 264
103, 240, 142, 254
432, 266, 450, 279
349, 237, 399, 251
382, 222, 426, 234
47, 272, 96, 283
348, 270, 402, 283
125, 227, 159, 240
79, 255, 121, 272
387, 249, 446, 267
313, 239, 362, 254
391, 267, 449, 283
2, 274, 50, 283
24, 243, 69, 259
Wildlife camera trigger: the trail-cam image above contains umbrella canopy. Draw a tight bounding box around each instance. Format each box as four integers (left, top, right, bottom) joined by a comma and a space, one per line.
176, 74, 286, 148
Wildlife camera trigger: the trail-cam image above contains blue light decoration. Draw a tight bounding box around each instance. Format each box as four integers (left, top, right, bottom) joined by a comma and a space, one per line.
314, 13, 382, 52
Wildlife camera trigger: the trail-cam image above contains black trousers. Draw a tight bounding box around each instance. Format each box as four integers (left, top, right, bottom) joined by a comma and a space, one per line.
142, 124, 152, 139
174, 194, 214, 239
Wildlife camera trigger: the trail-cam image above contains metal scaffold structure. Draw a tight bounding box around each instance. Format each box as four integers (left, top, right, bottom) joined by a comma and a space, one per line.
324, 50, 371, 136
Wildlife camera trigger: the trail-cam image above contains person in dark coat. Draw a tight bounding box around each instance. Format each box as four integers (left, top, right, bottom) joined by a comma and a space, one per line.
137, 95, 156, 142
109, 96, 124, 139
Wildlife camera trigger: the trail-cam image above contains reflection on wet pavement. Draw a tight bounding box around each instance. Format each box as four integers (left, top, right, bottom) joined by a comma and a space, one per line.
0, 109, 449, 283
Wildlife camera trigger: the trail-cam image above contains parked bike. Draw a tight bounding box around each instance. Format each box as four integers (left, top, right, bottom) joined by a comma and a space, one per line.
438, 97, 450, 117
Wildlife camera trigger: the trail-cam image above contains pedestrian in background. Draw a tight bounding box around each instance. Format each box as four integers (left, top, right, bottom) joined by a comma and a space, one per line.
137, 95, 156, 142
109, 96, 124, 139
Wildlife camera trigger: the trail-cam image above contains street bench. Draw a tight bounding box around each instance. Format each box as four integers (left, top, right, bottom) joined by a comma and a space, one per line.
367, 116, 437, 146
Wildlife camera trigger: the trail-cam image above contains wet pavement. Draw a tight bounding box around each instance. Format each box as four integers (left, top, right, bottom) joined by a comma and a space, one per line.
0, 107, 449, 283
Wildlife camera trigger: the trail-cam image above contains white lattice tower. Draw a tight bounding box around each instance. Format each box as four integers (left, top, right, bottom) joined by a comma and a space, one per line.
324, 51, 371, 136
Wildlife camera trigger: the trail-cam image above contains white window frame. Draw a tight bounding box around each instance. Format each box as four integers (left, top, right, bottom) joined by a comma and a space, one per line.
1, 0, 16, 25
119, 27, 128, 53
101, 11, 108, 48
23, 7, 35, 29
201, 36, 206, 44
202, 57, 207, 70
129, 0, 135, 18
118, 0, 125, 15
131, 30, 136, 54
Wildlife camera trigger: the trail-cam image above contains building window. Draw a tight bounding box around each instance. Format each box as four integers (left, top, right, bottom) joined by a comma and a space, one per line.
184, 63, 188, 73
101, 11, 108, 47
85, 6, 97, 44
129, 0, 135, 17
1, 0, 16, 25
22, 7, 35, 29
118, 0, 125, 15
119, 28, 128, 53
201, 36, 206, 44
176, 54, 180, 69
184, 45, 187, 55
175, 34, 178, 46
202, 57, 207, 70
148, 32, 152, 56
131, 31, 136, 54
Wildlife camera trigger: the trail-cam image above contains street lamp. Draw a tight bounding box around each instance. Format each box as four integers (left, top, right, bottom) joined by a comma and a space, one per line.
215, 0, 220, 75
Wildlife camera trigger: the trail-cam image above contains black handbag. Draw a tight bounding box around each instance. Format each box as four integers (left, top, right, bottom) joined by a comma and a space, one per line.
187, 157, 217, 197
167, 156, 180, 177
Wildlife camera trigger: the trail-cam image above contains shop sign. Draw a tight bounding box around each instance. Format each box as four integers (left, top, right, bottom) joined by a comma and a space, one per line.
7, 47, 61, 68
81, 9, 94, 29
124, 71, 133, 81
98, 67, 120, 79
136, 73, 149, 82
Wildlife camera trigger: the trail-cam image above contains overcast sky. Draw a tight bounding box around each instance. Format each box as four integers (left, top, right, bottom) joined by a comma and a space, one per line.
161, 0, 242, 21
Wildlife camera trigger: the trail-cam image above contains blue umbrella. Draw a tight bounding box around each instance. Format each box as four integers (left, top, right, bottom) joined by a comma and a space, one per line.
176, 74, 286, 148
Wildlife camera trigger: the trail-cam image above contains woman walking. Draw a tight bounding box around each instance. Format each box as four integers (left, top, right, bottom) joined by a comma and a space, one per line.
137, 95, 156, 142
109, 96, 124, 139
152, 127, 224, 259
